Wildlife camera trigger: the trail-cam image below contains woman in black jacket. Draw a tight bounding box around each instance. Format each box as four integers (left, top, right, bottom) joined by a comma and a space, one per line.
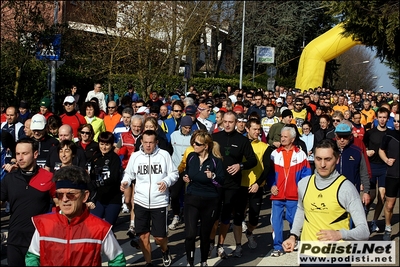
76, 124, 99, 162
182, 130, 224, 267
88, 131, 122, 229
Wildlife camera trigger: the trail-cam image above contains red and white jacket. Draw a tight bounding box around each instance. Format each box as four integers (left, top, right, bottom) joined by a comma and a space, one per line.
26, 207, 125, 266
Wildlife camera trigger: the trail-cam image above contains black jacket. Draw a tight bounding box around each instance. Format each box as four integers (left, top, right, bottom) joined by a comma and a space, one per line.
212, 130, 257, 189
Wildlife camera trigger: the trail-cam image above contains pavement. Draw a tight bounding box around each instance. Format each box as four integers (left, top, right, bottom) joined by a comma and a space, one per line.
1, 192, 399, 266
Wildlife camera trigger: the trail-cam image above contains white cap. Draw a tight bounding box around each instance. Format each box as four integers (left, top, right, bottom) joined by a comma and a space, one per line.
30, 114, 47, 130
276, 98, 283, 103
63, 96, 75, 104
136, 106, 149, 114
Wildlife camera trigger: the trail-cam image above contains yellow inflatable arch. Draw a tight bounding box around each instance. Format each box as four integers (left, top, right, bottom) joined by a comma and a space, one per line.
295, 23, 361, 92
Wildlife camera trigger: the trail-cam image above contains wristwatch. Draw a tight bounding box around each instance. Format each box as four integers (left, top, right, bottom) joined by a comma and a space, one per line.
239, 163, 244, 170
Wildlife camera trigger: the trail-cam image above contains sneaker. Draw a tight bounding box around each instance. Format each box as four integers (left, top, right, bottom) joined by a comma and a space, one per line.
168, 216, 180, 230
162, 247, 172, 267
200, 262, 208, 267
271, 249, 283, 257
242, 221, 247, 233
383, 230, 391, 241
186, 262, 194, 267
246, 233, 257, 249
208, 243, 215, 258
232, 246, 243, 258
370, 221, 380, 233
122, 208, 130, 213
127, 225, 136, 238
217, 246, 228, 259
130, 236, 141, 249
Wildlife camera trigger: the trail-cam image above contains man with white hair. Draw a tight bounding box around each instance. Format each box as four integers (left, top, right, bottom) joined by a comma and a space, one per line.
269, 126, 311, 257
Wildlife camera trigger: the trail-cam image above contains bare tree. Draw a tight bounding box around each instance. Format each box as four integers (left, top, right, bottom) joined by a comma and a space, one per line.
333, 46, 377, 92
1, 0, 56, 97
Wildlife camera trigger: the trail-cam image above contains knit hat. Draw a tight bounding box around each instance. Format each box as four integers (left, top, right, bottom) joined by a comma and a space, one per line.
281, 109, 293, 118
40, 97, 51, 109
19, 100, 29, 109
180, 116, 193, 127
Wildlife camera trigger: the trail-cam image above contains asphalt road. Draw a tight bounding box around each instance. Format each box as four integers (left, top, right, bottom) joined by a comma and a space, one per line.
1, 193, 399, 266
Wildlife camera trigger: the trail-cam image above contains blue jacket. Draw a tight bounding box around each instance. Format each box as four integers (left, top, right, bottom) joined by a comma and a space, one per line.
335, 139, 370, 192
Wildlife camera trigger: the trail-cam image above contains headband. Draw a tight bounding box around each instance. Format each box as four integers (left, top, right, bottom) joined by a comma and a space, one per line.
56, 180, 88, 190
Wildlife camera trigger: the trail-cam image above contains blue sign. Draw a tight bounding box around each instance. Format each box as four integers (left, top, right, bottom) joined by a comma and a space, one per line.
256, 46, 275, 64
36, 34, 61, 61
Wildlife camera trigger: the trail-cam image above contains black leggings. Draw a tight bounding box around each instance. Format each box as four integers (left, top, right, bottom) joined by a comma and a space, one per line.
234, 186, 263, 226
184, 194, 219, 263
169, 176, 185, 216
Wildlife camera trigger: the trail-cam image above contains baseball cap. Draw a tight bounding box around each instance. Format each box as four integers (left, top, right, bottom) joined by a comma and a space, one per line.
180, 116, 193, 127
185, 105, 197, 115
63, 96, 75, 104
335, 123, 352, 135
276, 98, 283, 104
233, 105, 244, 113
136, 106, 149, 114
171, 95, 180, 101
281, 109, 293, 118
30, 114, 47, 130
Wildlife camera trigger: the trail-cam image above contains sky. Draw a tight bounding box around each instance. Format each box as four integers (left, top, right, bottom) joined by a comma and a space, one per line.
373, 58, 397, 93
366, 47, 398, 93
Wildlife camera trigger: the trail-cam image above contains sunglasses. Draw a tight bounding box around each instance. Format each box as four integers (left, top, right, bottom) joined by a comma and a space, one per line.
193, 141, 205, 147
81, 131, 91, 135
394, 120, 400, 123
333, 119, 341, 122
108, 106, 116, 109
295, 103, 303, 106
64, 102, 74, 106
56, 191, 81, 200
336, 135, 352, 140
173, 110, 183, 113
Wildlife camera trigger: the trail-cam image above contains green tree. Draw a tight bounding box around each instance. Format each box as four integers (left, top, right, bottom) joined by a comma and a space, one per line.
326, 0, 399, 90
226, 1, 336, 88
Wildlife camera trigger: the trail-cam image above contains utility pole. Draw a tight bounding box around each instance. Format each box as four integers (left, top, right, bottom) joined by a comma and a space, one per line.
239, 1, 245, 90
50, 0, 59, 113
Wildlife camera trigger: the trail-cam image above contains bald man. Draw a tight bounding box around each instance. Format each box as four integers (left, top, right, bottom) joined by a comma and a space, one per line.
44, 125, 87, 172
